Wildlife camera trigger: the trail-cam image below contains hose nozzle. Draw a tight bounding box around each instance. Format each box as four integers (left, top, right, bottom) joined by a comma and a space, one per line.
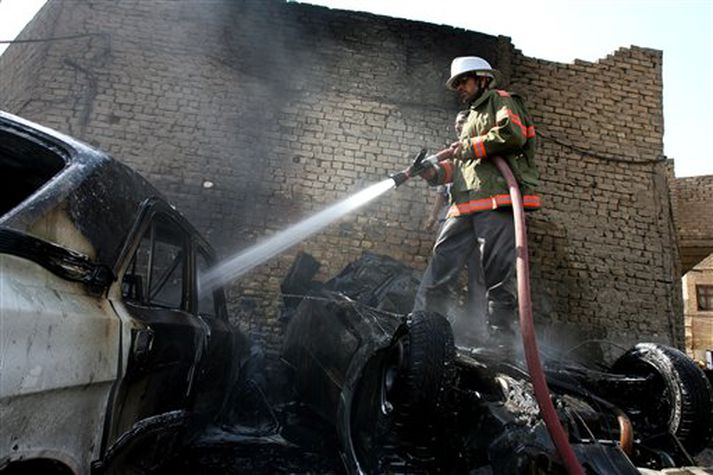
390, 148, 428, 187
390, 147, 455, 188
390, 170, 410, 187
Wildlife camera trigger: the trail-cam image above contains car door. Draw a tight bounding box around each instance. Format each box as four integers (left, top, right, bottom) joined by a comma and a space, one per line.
100, 208, 206, 470
188, 247, 240, 424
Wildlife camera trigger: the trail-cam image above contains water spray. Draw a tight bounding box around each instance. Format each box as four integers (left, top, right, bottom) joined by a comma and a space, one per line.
200, 179, 396, 292
201, 148, 454, 293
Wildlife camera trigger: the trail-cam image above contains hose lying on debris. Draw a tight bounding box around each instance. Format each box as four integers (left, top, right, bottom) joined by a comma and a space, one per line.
492, 156, 585, 475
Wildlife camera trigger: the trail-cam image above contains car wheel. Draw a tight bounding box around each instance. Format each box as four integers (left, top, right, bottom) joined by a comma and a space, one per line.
611, 342, 713, 455
391, 310, 456, 461
348, 311, 456, 473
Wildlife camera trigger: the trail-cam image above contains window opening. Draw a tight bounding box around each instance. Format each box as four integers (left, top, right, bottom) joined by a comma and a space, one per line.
122, 214, 187, 310
697, 285, 713, 311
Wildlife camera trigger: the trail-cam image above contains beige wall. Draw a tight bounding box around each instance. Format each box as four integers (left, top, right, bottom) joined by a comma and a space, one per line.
683, 254, 713, 364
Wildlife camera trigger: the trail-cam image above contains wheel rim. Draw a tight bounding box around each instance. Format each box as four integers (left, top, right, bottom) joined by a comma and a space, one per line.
380, 340, 404, 415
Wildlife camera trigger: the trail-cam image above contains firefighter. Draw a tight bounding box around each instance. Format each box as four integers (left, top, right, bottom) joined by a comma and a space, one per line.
413, 56, 540, 347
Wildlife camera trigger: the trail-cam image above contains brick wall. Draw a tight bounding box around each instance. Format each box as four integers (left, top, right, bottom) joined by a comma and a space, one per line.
0, 0, 682, 359
510, 47, 682, 354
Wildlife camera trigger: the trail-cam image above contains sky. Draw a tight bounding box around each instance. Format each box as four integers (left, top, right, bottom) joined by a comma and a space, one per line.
1, 0, 711, 177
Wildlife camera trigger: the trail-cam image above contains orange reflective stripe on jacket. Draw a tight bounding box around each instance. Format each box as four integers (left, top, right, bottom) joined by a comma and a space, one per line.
447, 194, 541, 217
503, 109, 536, 139
472, 137, 487, 158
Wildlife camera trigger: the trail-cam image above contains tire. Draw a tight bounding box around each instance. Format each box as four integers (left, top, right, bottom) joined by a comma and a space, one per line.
391, 310, 457, 461
611, 343, 713, 455
348, 310, 456, 472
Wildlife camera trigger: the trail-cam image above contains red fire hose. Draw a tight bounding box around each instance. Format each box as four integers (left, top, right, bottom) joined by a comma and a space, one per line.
492, 156, 585, 475
391, 148, 580, 475
392, 148, 584, 474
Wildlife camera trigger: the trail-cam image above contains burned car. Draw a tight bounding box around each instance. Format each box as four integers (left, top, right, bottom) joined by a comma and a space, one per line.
0, 111, 247, 474
282, 253, 713, 474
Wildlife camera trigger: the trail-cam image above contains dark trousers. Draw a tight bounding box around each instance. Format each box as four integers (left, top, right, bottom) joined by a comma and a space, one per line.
413, 209, 517, 339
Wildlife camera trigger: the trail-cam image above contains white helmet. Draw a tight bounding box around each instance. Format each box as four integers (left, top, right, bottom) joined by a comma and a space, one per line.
446, 56, 502, 90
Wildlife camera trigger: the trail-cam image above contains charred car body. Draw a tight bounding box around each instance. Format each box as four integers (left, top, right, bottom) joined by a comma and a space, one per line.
0, 111, 248, 474
282, 253, 713, 474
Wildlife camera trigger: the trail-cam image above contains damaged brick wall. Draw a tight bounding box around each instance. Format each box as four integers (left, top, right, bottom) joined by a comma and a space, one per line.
0, 0, 681, 358
509, 47, 682, 353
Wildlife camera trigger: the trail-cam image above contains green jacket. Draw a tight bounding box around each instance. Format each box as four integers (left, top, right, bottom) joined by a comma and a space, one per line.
430, 88, 540, 217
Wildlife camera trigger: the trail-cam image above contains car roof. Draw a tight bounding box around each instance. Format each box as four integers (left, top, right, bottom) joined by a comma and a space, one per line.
0, 110, 211, 269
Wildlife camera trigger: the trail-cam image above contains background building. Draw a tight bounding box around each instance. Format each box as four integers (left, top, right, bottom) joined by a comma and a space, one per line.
682, 254, 713, 365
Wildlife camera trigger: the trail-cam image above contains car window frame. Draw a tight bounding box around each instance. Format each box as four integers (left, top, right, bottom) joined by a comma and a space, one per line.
122, 213, 190, 310
114, 198, 228, 321
115, 199, 192, 310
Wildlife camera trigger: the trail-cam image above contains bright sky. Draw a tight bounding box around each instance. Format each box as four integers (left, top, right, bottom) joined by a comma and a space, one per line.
1, 0, 711, 177
0, 0, 47, 53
